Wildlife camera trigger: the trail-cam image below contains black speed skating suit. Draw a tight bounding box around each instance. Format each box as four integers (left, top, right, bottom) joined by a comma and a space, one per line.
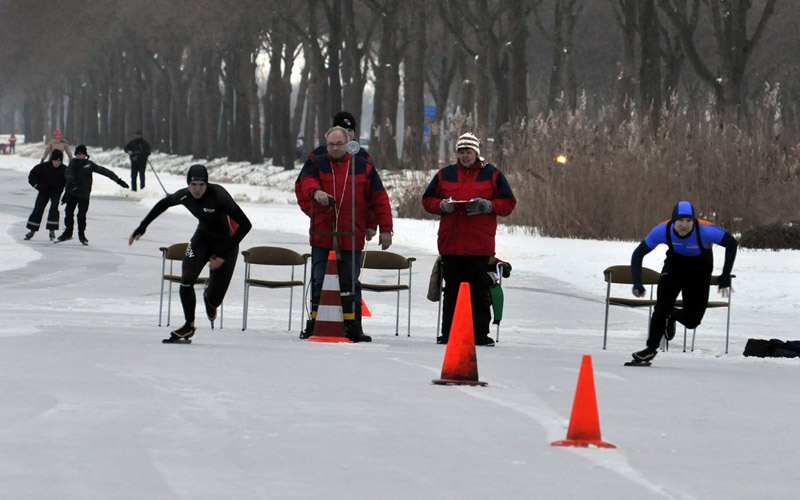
132, 183, 252, 323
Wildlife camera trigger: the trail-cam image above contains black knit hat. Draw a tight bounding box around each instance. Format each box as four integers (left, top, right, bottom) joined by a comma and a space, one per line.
671, 201, 695, 222
187, 164, 208, 184
75, 144, 88, 156
333, 111, 357, 131
50, 149, 63, 161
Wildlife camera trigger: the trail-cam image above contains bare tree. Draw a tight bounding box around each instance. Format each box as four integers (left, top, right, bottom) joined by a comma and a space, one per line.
532, 0, 585, 113
508, 0, 531, 123
658, 0, 778, 124
639, 0, 662, 130
340, 0, 374, 137
608, 0, 638, 123
364, 0, 403, 171
401, 0, 427, 169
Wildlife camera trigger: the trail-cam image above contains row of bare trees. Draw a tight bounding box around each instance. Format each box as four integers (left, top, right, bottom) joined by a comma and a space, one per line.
0, 0, 791, 171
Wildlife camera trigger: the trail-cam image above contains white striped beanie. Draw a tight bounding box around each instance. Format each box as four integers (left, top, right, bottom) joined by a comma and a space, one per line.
456, 132, 484, 161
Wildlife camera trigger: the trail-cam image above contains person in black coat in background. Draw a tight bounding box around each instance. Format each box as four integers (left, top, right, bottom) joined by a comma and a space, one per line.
56, 144, 129, 245
128, 164, 252, 341
24, 149, 67, 241
123, 131, 151, 191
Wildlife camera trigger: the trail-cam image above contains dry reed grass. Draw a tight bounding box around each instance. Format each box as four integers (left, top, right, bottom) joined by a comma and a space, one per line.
397, 89, 800, 241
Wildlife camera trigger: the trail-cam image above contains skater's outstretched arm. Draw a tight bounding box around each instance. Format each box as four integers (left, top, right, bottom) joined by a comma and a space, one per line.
630, 240, 654, 297
128, 192, 181, 245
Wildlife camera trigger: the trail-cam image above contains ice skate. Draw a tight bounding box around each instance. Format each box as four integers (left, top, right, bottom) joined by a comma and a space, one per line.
203, 291, 217, 330
626, 348, 657, 366
54, 231, 72, 243
665, 311, 678, 341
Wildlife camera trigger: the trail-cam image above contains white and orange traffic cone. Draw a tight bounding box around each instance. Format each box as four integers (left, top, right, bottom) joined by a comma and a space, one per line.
307, 250, 352, 343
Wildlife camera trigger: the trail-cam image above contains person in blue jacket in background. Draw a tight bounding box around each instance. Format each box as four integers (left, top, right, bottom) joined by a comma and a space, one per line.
629, 201, 738, 363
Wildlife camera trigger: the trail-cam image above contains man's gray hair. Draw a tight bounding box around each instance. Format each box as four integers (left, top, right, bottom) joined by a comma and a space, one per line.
324, 126, 350, 141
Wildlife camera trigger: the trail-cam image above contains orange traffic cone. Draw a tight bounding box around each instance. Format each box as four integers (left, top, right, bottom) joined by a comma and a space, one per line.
308, 250, 352, 343
551, 355, 616, 448
361, 298, 372, 318
432, 282, 487, 386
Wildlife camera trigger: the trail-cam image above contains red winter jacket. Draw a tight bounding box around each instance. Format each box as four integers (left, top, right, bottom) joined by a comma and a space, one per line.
422, 161, 516, 256
296, 152, 393, 251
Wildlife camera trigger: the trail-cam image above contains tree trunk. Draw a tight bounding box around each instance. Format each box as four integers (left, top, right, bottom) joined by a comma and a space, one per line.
203, 56, 222, 160
611, 0, 637, 124
268, 32, 296, 169
427, 46, 458, 162
401, 0, 426, 169
509, 0, 530, 122
324, 0, 343, 116
639, 0, 661, 131
291, 53, 310, 151
340, 0, 370, 139
371, 0, 402, 171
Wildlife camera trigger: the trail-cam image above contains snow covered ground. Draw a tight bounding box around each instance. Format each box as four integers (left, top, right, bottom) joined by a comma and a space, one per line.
2, 144, 800, 499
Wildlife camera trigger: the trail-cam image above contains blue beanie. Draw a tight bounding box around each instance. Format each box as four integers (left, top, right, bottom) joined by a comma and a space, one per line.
671, 201, 695, 222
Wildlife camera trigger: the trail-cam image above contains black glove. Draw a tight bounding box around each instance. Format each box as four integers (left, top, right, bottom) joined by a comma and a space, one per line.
717, 274, 731, 288
61, 192, 68, 205
466, 198, 492, 216
118, 179, 130, 189
632, 284, 646, 296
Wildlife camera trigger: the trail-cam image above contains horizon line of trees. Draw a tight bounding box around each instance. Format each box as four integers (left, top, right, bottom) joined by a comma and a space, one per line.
0, 0, 792, 172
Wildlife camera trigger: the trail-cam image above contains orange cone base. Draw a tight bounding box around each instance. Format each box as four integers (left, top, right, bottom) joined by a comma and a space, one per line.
432, 378, 488, 386
307, 336, 353, 344
361, 299, 372, 318
551, 439, 616, 449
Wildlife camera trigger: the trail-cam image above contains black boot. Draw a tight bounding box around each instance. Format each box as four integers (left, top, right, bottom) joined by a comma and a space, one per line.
355, 321, 371, 342
299, 319, 315, 339
49, 230, 56, 241
475, 334, 495, 347
632, 347, 657, 362
170, 322, 196, 339
78, 231, 89, 246
24, 230, 35, 240
55, 230, 73, 243
345, 320, 359, 342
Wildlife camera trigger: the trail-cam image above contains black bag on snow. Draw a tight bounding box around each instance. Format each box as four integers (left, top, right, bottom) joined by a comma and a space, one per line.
743, 338, 800, 358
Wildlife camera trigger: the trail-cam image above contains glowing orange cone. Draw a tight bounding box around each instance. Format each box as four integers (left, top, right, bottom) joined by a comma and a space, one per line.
432, 282, 487, 386
361, 299, 372, 318
551, 355, 616, 448
308, 251, 352, 343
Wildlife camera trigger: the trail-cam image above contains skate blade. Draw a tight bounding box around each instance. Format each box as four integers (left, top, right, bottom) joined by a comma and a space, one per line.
624, 360, 652, 367
163, 338, 192, 344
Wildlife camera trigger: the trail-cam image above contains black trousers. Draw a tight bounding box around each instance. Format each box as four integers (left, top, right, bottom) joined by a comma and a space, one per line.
27, 190, 61, 231
130, 158, 146, 190
440, 254, 492, 340
179, 232, 238, 323
647, 251, 713, 350
63, 194, 90, 233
